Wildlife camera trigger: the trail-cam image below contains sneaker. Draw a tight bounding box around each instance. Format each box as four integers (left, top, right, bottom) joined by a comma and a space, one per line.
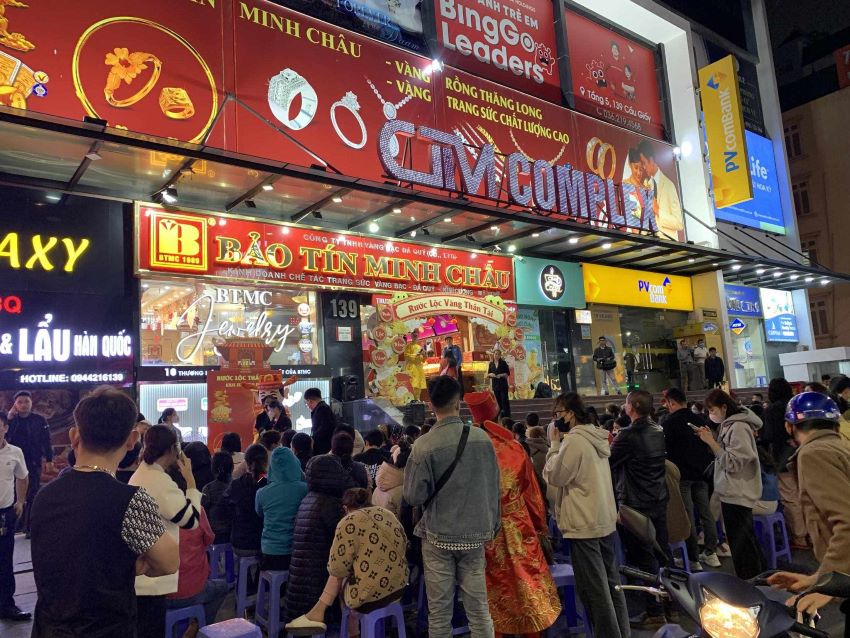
715, 543, 732, 557
285, 615, 327, 636
629, 612, 667, 630
700, 551, 721, 567
689, 560, 704, 572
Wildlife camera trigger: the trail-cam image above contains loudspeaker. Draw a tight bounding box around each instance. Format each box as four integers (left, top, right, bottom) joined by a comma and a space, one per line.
332, 375, 360, 402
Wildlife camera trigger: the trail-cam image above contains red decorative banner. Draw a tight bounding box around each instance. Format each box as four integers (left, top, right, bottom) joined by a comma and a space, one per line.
136, 204, 516, 299
434, 0, 561, 103
0, 0, 226, 146
564, 8, 666, 140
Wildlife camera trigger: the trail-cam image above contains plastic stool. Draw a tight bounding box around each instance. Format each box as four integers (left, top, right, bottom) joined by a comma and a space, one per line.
208, 543, 235, 585
549, 562, 592, 637
613, 531, 626, 566
754, 512, 792, 569
235, 555, 260, 618
255, 569, 289, 637
669, 540, 691, 573
165, 604, 206, 638
200, 618, 262, 637
340, 600, 407, 638
415, 577, 469, 636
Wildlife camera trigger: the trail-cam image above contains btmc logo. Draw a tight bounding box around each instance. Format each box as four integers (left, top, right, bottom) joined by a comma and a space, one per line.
149, 210, 208, 272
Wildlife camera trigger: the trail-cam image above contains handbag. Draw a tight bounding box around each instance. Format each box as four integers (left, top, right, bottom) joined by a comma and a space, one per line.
421, 423, 470, 511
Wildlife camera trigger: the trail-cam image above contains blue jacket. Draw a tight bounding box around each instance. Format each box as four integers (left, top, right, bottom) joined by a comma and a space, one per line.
256, 447, 308, 556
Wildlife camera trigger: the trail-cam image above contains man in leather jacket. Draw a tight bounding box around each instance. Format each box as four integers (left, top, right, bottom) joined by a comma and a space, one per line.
610, 390, 670, 629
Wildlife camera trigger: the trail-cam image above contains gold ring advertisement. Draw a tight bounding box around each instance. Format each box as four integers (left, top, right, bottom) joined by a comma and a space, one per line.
71, 16, 217, 144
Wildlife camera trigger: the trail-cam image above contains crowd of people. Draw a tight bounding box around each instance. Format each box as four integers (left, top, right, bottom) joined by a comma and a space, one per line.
0, 374, 848, 636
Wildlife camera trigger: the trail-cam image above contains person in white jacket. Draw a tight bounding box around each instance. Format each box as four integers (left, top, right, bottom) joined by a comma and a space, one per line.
543, 393, 630, 638
130, 425, 201, 638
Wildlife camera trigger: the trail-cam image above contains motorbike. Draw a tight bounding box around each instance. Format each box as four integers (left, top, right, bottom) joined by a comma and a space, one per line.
616, 505, 850, 637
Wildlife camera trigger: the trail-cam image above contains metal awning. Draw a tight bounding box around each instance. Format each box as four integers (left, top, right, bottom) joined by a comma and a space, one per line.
0, 105, 845, 292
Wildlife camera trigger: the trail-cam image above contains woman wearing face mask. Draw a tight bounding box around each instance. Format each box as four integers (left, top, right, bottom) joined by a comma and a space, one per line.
695, 389, 766, 579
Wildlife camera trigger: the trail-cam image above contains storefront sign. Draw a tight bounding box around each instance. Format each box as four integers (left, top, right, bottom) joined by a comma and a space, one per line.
137, 205, 516, 299
713, 131, 785, 234
729, 317, 747, 335
0, 290, 134, 386
760, 288, 799, 343
563, 8, 666, 140
699, 55, 753, 208
434, 0, 560, 103
157, 397, 189, 412
392, 294, 506, 324
0, 188, 126, 295
703, 322, 718, 333
514, 256, 585, 307
582, 262, 693, 311
725, 284, 762, 317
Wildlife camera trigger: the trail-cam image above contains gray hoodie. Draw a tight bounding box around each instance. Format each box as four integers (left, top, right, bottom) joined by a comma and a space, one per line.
713, 408, 763, 507
543, 424, 618, 539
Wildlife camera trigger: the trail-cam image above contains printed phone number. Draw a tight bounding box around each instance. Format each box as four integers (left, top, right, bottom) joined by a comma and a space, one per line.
18, 372, 127, 384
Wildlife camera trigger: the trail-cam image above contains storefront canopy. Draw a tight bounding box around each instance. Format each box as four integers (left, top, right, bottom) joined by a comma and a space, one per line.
0, 107, 844, 293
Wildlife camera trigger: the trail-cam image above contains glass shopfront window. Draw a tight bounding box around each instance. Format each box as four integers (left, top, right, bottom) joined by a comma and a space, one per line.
730, 319, 768, 388
573, 305, 690, 395
140, 279, 322, 367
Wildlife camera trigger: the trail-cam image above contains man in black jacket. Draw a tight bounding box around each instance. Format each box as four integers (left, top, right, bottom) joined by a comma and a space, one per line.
304, 388, 335, 455
610, 390, 669, 629
7, 391, 53, 536
704, 347, 725, 389
660, 388, 720, 569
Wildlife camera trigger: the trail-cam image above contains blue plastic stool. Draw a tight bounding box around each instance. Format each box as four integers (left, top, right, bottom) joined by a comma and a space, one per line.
340, 600, 407, 638
235, 555, 260, 618
199, 618, 262, 637
165, 604, 206, 638
207, 543, 235, 585
669, 540, 691, 573
754, 512, 792, 569
613, 531, 626, 566
548, 562, 593, 637
255, 569, 289, 637
415, 577, 469, 636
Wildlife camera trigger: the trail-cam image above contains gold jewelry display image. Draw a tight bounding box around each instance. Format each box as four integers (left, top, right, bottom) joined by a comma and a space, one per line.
585, 136, 616, 179
159, 86, 194, 120
267, 68, 318, 131
0, 49, 35, 109
0, 0, 35, 53
103, 47, 162, 108
72, 16, 218, 144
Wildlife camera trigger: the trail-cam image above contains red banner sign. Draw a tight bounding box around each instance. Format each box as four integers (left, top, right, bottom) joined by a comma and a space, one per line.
564, 9, 666, 140
434, 0, 561, 103
137, 205, 515, 299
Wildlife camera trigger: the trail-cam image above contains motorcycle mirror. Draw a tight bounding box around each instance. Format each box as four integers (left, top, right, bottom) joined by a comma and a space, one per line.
811, 571, 850, 598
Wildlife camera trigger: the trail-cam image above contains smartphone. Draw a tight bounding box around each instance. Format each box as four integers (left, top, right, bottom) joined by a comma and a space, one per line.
688, 423, 701, 432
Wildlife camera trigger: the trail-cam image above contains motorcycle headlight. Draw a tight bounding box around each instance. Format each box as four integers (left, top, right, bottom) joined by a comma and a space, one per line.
699, 588, 761, 638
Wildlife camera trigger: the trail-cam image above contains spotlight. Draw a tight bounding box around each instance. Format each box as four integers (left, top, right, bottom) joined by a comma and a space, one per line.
532, 233, 540, 238
732, 264, 741, 270
821, 279, 829, 285
368, 221, 380, 233
444, 217, 452, 223
262, 184, 274, 191
410, 231, 417, 238
756, 268, 765, 275
393, 207, 403, 214
332, 196, 343, 203
507, 245, 516, 253
805, 277, 814, 283
688, 258, 695, 263
602, 242, 612, 249
568, 237, 580, 244
153, 186, 178, 205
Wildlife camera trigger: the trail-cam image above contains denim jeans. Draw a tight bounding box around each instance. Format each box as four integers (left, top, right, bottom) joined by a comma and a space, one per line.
421, 540, 494, 638
166, 579, 229, 625
570, 534, 631, 637
679, 479, 718, 560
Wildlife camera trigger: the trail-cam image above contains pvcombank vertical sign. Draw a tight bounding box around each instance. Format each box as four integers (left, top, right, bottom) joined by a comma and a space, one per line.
699, 55, 753, 208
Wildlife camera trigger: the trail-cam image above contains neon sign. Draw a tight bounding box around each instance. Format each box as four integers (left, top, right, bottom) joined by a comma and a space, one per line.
0, 232, 91, 272
0, 313, 132, 363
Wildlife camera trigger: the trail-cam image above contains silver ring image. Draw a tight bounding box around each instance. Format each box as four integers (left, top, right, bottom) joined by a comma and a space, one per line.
267, 68, 318, 131
330, 91, 367, 150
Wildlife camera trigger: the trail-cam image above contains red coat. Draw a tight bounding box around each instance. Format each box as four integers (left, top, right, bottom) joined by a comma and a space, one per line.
481, 420, 561, 634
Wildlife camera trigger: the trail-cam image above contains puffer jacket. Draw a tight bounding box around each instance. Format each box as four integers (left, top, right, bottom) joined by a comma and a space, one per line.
255, 447, 308, 557
713, 408, 763, 508
283, 454, 346, 622
526, 435, 549, 480
372, 461, 403, 518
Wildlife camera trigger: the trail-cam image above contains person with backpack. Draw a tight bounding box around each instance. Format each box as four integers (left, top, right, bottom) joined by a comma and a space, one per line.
592, 337, 620, 396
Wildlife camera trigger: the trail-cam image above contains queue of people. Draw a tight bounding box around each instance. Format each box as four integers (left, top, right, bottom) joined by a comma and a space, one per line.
2, 375, 848, 637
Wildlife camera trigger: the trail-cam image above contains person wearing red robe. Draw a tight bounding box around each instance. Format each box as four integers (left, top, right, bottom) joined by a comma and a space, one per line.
466, 391, 561, 637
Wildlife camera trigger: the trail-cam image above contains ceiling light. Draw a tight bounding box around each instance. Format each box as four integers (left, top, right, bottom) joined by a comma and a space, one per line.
85, 151, 102, 161
409, 216, 416, 221
568, 237, 580, 244
332, 196, 343, 203
773, 272, 782, 278
732, 264, 741, 270
756, 268, 765, 275
45, 193, 61, 202
712, 262, 719, 267
688, 258, 695, 263
602, 242, 612, 249
821, 279, 829, 285
805, 277, 814, 283
262, 184, 274, 191
444, 216, 452, 223
410, 231, 417, 238
393, 207, 402, 214
490, 225, 499, 232
789, 274, 799, 280
532, 232, 540, 238
368, 222, 380, 233
507, 244, 516, 253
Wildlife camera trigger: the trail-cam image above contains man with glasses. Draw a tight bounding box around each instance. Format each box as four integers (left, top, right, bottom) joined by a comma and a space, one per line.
304, 388, 335, 455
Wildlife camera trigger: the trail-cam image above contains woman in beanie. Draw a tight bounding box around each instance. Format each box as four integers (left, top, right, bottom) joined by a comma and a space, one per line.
465, 390, 560, 637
